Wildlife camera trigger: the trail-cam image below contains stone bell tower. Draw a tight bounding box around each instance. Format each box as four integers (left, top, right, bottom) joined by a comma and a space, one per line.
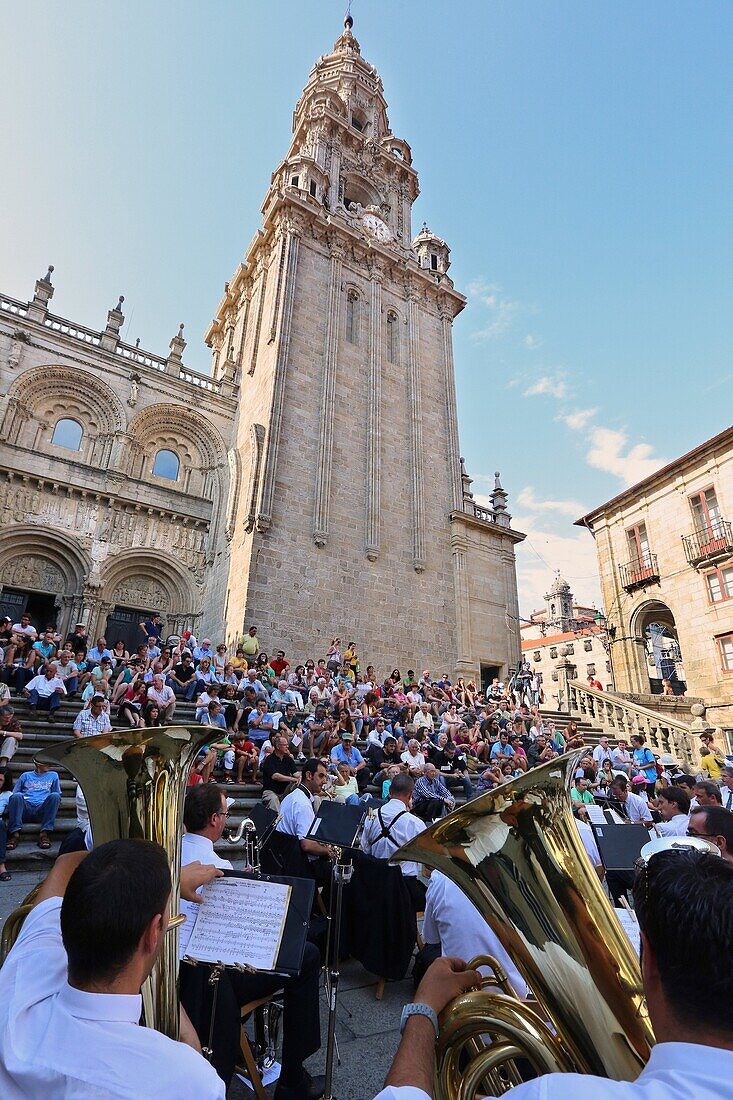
207, 16, 524, 678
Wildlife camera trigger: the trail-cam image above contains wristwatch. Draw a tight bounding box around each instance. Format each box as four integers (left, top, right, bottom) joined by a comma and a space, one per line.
399, 1002, 439, 1037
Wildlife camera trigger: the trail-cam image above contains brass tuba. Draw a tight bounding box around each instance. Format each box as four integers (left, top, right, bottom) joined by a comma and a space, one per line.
394, 752, 654, 1099
38, 725, 210, 1039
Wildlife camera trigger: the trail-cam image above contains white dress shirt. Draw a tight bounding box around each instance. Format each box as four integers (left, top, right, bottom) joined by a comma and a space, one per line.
361, 798, 426, 878
179, 832, 233, 959
277, 784, 316, 841
422, 871, 527, 998
575, 818, 602, 869
0, 896, 224, 1099
622, 791, 654, 824
656, 813, 690, 837
26, 674, 66, 698
375, 1042, 733, 1100
720, 784, 733, 811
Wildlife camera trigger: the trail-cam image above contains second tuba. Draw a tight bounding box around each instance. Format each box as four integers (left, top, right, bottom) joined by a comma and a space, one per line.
394, 752, 654, 1098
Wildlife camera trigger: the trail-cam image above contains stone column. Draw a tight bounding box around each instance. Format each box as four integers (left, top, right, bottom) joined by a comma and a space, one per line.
451, 530, 473, 677
406, 291, 425, 572
256, 221, 301, 532
440, 308, 462, 512
313, 241, 344, 546
365, 266, 382, 560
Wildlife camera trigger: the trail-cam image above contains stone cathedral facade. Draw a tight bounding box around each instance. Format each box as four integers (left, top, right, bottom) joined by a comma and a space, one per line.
0, 18, 523, 682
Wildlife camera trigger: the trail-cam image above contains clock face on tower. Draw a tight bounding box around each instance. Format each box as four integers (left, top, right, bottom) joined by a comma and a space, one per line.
361, 212, 392, 243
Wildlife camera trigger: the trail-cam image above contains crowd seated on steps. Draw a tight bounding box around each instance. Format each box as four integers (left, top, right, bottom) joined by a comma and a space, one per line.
1, 612, 729, 871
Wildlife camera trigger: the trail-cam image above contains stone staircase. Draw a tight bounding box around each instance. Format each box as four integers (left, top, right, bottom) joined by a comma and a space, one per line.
538, 707, 605, 748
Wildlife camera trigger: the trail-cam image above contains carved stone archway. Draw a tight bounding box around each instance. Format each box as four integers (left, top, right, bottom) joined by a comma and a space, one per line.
97, 550, 201, 641
0, 525, 92, 635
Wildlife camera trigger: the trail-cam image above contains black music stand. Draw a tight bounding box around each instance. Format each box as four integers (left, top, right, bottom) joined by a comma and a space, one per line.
307, 800, 366, 849
591, 823, 650, 872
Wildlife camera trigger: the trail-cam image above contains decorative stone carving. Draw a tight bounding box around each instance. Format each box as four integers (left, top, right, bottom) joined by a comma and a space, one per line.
3, 555, 65, 593
111, 575, 168, 609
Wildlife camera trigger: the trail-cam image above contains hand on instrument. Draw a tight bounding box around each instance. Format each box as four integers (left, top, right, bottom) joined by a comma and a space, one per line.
413, 956, 481, 1017
180, 861, 224, 902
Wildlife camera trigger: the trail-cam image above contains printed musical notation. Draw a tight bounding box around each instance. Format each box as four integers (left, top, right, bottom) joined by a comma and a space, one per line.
186, 877, 291, 971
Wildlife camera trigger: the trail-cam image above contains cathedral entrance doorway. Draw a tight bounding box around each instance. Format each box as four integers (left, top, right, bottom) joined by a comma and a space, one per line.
480, 664, 502, 694
0, 587, 59, 631
105, 606, 150, 655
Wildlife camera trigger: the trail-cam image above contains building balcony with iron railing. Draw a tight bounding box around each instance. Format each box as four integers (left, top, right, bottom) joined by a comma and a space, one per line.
619, 554, 660, 592
682, 520, 733, 567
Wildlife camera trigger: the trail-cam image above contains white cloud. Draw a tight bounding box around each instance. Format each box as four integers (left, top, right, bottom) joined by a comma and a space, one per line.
559, 407, 598, 431
516, 486, 586, 518
585, 427, 665, 488
524, 334, 542, 350
467, 278, 520, 340
523, 373, 569, 400
512, 514, 602, 616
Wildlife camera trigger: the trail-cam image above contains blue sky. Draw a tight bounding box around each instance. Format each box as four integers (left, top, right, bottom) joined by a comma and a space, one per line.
3, 1, 732, 615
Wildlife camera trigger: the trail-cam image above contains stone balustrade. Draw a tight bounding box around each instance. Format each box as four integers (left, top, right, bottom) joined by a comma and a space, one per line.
568, 678, 705, 773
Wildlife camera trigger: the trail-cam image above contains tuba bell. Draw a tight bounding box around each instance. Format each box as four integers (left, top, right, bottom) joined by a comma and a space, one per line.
37, 724, 210, 1039
394, 751, 654, 1099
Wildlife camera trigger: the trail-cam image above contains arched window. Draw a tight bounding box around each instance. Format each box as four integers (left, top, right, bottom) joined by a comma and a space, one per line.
152, 448, 180, 481
51, 417, 83, 451
345, 291, 359, 345
386, 311, 399, 365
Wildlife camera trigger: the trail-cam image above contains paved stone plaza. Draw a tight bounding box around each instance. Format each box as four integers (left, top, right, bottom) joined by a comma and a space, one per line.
0, 867, 409, 1100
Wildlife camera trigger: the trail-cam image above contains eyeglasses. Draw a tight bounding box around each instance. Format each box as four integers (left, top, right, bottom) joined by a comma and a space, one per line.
215, 809, 230, 819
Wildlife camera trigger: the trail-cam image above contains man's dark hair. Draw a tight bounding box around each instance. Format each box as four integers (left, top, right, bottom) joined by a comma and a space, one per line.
633, 849, 733, 1033
61, 839, 171, 986
658, 786, 691, 814
694, 780, 723, 804
184, 783, 225, 832
302, 758, 324, 781
675, 773, 696, 790
691, 806, 733, 850
611, 775, 628, 791
390, 773, 414, 797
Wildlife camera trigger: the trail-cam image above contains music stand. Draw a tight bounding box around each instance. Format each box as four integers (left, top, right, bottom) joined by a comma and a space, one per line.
307, 800, 366, 849
591, 823, 651, 872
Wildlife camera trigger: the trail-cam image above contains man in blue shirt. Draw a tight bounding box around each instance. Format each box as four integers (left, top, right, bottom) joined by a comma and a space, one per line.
412, 763, 455, 821
330, 731, 369, 791
192, 639, 215, 665
87, 637, 113, 668
7, 760, 62, 851
490, 731, 515, 764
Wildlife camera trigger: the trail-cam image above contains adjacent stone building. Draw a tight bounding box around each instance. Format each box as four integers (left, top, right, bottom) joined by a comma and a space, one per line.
520, 574, 613, 709
578, 424, 733, 726
0, 17, 524, 679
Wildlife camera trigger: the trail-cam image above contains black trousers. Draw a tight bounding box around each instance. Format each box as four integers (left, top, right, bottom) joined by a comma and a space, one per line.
179, 941, 321, 1089
606, 869, 635, 906
413, 796, 444, 822
404, 874, 427, 914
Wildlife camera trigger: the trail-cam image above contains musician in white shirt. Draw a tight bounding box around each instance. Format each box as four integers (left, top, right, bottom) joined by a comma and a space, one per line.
655, 787, 691, 838
719, 766, 733, 811
179, 784, 324, 1100
374, 847, 733, 1100
0, 842, 225, 1099
362, 773, 426, 910
611, 775, 653, 824
422, 871, 527, 998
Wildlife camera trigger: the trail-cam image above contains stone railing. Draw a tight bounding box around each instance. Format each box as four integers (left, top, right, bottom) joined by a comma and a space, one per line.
567, 679, 706, 773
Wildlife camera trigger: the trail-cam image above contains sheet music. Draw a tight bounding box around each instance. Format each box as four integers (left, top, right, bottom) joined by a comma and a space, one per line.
185, 876, 291, 971
585, 804, 606, 825
614, 907, 641, 957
